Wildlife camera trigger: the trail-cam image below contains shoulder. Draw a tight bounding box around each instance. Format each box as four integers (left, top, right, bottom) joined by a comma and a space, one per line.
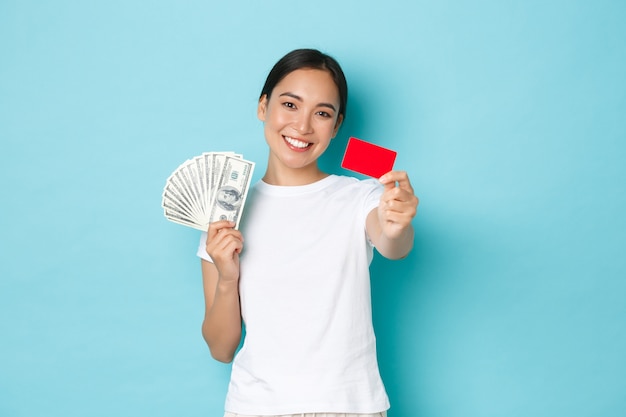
325, 175, 383, 194
323, 176, 383, 215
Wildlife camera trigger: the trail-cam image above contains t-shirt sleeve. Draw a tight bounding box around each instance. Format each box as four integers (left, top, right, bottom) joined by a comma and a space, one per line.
360, 179, 384, 247
196, 231, 213, 262
361, 178, 384, 215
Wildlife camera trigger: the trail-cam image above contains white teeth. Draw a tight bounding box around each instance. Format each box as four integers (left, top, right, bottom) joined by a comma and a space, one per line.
285, 136, 310, 149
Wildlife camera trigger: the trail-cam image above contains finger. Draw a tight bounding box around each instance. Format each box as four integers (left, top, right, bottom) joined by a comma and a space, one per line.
216, 236, 243, 255
381, 177, 396, 191
379, 171, 414, 194
381, 199, 417, 217
380, 205, 416, 225
383, 186, 410, 201
396, 175, 414, 194
208, 228, 243, 250
208, 232, 244, 261
206, 226, 242, 255
380, 193, 419, 218
207, 220, 236, 240
382, 188, 418, 210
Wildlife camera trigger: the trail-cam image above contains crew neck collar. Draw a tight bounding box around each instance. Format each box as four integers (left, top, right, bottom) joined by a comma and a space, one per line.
256, 174, 339, 196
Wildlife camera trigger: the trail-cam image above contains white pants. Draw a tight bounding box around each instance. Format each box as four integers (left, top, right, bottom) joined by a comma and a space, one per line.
224, 412, 387, 417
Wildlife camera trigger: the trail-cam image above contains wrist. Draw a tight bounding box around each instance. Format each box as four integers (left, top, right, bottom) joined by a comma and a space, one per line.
216, 277, 239, 293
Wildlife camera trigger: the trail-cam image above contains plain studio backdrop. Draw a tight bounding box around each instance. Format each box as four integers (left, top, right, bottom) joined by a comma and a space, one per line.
1, 1, 625, 416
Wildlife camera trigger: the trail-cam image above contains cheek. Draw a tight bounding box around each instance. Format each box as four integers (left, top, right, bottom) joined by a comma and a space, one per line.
317, 119, 339, 137
275, 111, 293, 125
265, 110, 289, 129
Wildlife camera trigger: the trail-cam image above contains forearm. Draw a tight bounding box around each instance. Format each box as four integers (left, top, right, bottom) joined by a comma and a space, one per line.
202, 284, 242, 362
202, 279, 242, 363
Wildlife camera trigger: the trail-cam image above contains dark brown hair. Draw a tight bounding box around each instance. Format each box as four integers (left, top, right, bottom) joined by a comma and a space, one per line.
259, 48, 348, 120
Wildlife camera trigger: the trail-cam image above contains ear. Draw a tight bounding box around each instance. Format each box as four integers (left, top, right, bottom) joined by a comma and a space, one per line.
257, 95, 268, 121
331, 114, 344, 138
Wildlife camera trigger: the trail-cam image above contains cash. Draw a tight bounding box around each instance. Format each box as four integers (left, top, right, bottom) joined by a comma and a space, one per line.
162, 152, 255, 231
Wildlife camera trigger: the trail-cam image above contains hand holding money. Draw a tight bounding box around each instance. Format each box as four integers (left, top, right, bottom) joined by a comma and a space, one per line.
162, 152, 255, 231
205, 220, 243, 282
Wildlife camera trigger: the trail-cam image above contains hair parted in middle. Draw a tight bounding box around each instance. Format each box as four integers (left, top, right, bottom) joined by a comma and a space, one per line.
259, 48, 349, 120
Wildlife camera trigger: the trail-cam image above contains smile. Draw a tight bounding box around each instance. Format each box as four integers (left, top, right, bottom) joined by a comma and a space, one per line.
284, 136, 312, 150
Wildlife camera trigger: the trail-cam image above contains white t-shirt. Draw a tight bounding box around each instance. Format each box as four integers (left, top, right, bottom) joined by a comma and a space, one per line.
197, 175, 389, 415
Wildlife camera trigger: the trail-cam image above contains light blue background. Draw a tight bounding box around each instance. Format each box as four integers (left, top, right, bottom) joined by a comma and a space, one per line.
1, 1, 625, 416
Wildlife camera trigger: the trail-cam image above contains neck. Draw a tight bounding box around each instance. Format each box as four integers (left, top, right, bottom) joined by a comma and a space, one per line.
263, 162, 329, 186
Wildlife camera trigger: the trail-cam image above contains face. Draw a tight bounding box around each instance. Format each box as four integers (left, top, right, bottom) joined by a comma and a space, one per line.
218, 188, 240, 204
257, 68, 343, 177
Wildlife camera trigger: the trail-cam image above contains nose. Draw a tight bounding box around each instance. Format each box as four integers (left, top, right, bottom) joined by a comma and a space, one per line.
293, 113, 313, 134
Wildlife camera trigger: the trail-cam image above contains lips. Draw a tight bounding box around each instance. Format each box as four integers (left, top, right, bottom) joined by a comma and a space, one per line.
284, 136, 312, 150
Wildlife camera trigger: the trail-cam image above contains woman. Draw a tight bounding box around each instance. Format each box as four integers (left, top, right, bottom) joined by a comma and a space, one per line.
197, 48, 418, 417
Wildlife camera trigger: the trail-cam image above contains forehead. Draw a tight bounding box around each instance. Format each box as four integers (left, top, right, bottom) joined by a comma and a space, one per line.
273, 68, 340, 103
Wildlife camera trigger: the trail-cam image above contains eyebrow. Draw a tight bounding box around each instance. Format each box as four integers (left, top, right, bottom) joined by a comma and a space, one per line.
279, 92, 337, 112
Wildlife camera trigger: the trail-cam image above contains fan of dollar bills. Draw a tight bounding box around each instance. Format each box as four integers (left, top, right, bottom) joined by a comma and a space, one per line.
162, 152, 255, 231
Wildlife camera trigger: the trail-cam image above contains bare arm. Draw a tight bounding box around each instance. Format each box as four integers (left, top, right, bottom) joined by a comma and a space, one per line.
366, 171, 419, 259
200, 220, 244, 363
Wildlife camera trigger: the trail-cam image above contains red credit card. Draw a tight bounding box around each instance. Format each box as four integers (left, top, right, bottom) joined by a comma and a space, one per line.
341, 137, 397, 178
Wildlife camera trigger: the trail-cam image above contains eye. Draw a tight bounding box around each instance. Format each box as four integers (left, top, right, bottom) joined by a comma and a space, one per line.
316, 111, 332, 118
282, 102, 296, 109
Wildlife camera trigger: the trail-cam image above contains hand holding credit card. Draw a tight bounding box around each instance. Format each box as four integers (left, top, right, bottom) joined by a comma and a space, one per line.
341, 137, 397, 178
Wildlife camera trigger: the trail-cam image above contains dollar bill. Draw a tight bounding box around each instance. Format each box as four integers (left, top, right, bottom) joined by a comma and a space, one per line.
208, 156, 255, 229
162, 151, 254, 231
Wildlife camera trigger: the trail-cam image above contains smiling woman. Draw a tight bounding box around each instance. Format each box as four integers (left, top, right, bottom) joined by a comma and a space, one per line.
258, 68, 344, 184
195, 48, 419, 417
2, 1, 625, 416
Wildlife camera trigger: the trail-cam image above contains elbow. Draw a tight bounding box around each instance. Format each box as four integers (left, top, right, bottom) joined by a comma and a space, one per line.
209, 348, 235, 363
386, 252, 409, 261
381, 250, 410, 261
203, 334, 235, 363
201, 324, 237, 363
